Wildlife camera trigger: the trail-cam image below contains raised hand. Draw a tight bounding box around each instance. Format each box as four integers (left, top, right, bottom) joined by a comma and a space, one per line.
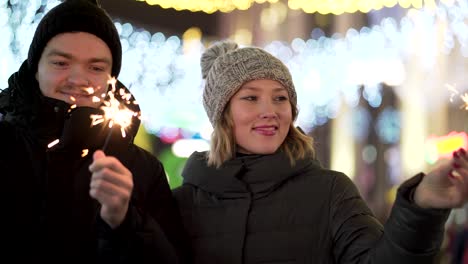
89, 150, 134, 228
415, 148, 468, 209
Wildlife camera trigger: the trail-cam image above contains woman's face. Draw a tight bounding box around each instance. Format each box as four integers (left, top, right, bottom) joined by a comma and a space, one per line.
228, 79, 292, 155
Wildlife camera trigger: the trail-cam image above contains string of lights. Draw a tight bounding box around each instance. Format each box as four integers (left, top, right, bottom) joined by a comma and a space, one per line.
136, 0, 455, 14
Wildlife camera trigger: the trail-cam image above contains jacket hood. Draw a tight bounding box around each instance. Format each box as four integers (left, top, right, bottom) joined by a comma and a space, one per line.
181, 151, 321, 199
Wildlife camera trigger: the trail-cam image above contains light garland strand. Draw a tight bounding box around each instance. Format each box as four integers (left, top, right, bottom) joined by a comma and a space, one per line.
137, 0, 455, 14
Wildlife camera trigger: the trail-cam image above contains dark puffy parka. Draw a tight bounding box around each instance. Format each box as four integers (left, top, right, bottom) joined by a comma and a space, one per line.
173, 151, 450, 264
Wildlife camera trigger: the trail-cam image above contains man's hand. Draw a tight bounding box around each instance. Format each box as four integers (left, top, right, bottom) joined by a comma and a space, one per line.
89, 150, 133, 228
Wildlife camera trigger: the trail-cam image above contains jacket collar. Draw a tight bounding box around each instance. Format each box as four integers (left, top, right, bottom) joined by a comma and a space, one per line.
182, 151, 321, 199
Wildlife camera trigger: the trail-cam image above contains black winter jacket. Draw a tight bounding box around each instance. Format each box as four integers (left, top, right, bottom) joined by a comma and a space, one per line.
0, 61, 188, 263
173, 151, 450, 264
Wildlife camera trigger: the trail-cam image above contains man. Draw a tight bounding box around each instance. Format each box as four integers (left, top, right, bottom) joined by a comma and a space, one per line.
0, 0, 187, 263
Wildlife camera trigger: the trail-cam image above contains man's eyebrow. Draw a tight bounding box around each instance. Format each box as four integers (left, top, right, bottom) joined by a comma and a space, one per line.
46, 49, 111, 65
88, 57, 112, 65
45, 49, 73, 59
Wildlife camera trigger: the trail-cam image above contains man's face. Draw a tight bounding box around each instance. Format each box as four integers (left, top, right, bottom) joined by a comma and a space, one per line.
36, 32, 112, 108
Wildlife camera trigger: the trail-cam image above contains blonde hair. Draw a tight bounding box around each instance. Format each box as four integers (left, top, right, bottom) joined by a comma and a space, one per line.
207, 102, 315, 168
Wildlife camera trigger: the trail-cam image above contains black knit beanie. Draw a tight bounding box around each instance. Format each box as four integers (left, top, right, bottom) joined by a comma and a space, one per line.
27, 0, 122, 77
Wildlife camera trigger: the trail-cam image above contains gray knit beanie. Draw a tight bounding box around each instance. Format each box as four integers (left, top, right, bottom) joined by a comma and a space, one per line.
201, 41, 297, 126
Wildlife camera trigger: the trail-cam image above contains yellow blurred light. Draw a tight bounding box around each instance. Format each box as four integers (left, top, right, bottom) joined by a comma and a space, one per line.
260, 1, 288, 31
425, 132, 468, 164
136, 0, 433, 14
373, 1, 384, 11
134, 125, 154, 154
398, 0, 413, 8
423, 0, 437, 9
383, 0, 398, 8
233, 0, 252, 10
386, 186, 397, 204
231, 28, 253, 45
183, 27, 202, 41
182, 27, 203, 54
288, 1, 301, 10
358, 1, 373, 13
330, 106, 355, 180
411, 0, 423, 9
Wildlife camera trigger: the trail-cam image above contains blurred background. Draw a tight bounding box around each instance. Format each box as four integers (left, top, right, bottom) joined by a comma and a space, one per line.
1, 0, 468, 262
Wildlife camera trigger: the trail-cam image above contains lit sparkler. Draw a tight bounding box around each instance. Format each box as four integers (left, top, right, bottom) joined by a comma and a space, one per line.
89, 77, 140, 151
48, 78, 139, 153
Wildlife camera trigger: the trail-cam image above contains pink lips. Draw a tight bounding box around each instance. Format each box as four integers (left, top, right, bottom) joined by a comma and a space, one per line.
253, 125, 277, 136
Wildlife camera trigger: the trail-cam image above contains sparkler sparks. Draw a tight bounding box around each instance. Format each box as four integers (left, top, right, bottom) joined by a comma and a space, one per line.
447, 84, 459, 102
461, 94, 468, 110
446, 84, 468, 110
90, 77, 139, 138
89, 77, 140, 150
67, 87, 96, 113
47, 78, 139, 155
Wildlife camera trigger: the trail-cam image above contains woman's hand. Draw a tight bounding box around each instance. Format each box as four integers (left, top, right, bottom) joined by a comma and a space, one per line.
414, 148, 468, 209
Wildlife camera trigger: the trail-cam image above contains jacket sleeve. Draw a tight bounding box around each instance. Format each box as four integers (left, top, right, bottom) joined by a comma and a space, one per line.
331, 172, 450, 264
95, 151, 190, 264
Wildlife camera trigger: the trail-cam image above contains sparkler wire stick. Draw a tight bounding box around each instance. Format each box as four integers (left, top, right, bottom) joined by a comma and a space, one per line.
102, 127, 113, 152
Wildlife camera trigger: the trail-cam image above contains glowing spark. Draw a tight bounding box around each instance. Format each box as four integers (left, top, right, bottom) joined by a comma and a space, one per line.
84, 87, 95, 95
461, 93, 468, 110
92, 96, 101, 103
48, 139, 60, 148
90, 118, 104, 126
447, 84, 459, 102
81, 149, 89, 157
70, 96, 76, 102
107, 77, 117, 89
446, 83, 468, 111
68, 104, 77, 113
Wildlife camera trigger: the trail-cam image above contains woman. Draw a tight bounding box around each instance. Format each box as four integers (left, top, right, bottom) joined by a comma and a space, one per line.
173, 41, 468, 263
